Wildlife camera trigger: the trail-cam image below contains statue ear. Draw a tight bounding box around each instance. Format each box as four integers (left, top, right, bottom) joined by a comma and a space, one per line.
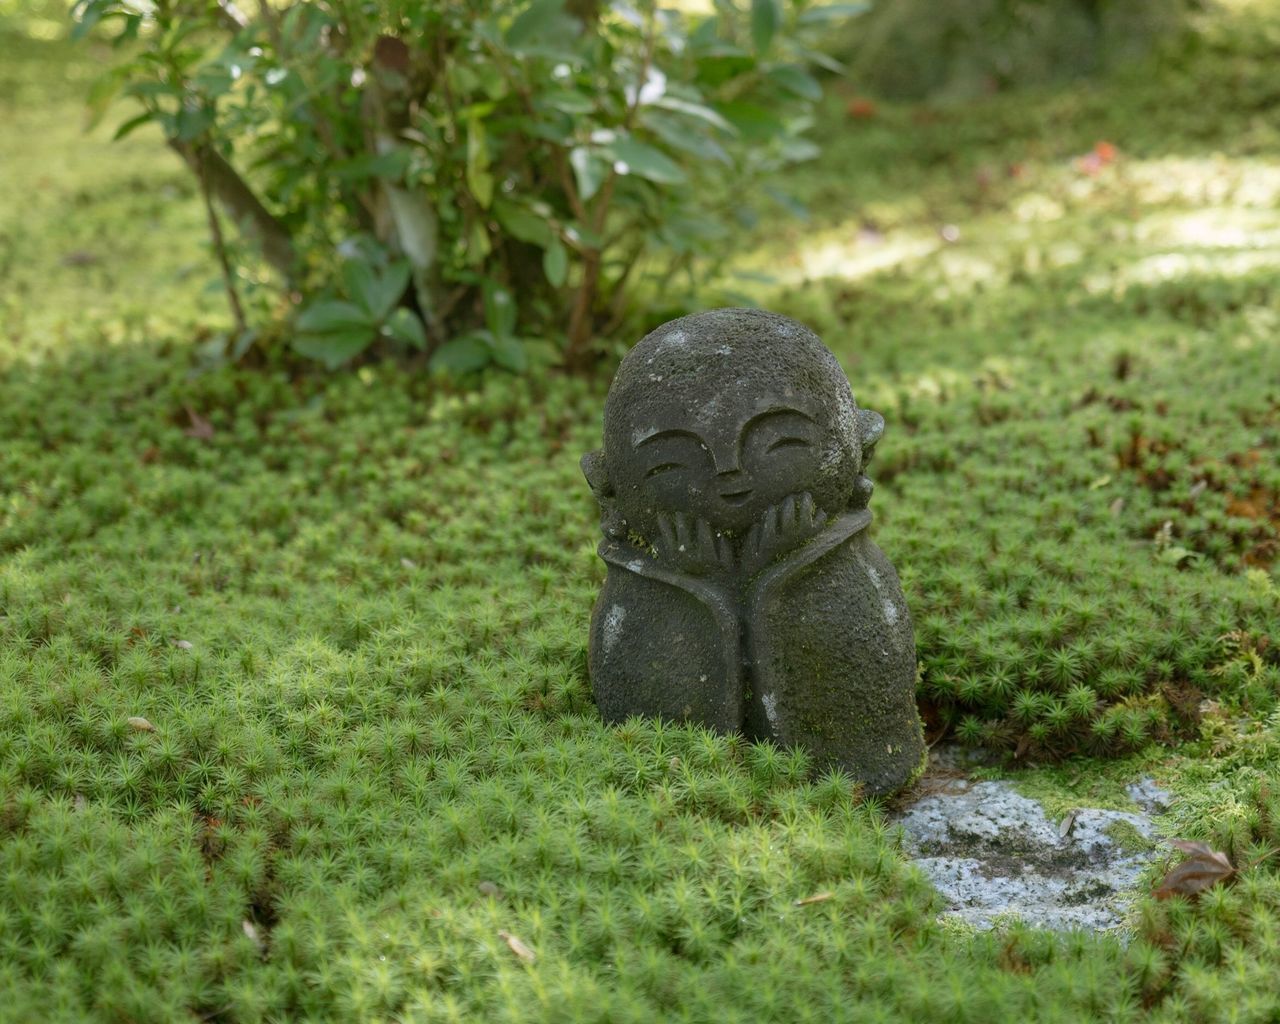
850, 409, 884, 511
582, 450, 627, 539
580, 449, 613, 498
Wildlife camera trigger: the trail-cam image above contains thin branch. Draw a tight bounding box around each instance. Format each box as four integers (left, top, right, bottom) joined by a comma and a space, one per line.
197, 146, 248, 335
168, 139, 296, 281
565, 9, 658, 363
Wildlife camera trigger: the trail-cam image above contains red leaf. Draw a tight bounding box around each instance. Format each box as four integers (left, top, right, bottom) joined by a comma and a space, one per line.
846, 97, 877, 120
1154, 840, 1235, 900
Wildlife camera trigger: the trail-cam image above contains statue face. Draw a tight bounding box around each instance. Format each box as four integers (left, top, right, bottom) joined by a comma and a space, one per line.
609, 395, 844, 536
595, 309, 868, 542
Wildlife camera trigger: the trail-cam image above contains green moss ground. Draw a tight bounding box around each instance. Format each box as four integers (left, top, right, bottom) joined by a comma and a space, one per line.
2, 4, 1280, 1021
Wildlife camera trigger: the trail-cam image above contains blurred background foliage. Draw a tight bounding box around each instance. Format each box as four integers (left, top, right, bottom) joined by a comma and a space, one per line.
841, 0, 1195, 101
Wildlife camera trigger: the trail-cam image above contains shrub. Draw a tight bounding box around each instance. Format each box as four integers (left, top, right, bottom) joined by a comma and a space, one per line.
74, 0, 842, 371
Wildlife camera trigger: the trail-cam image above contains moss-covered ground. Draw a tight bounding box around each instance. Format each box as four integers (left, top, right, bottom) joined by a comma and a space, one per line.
2, 3, 1280, 1021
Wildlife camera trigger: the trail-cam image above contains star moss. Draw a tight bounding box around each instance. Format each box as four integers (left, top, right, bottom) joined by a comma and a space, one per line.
2, 6, 1280, 1022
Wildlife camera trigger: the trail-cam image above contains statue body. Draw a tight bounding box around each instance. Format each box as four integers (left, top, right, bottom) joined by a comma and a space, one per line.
583, 309, 925, 796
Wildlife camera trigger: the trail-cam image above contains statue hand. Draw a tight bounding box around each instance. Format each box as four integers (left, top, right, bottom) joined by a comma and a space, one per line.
740, 492, 829, 579
654, 510, 736, 578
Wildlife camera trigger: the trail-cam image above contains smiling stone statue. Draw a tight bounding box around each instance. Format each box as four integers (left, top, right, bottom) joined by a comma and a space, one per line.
582, 308, 926, 796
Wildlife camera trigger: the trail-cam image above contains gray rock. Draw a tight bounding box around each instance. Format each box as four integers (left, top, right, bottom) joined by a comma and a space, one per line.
582, 309, 925, 795
895, 779, 1164, 932
1126, 777, 1173, 815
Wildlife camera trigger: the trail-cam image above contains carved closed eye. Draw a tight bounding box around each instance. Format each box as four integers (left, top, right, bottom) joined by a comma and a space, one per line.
766, 436, 811, 453
645, 461, 684, 478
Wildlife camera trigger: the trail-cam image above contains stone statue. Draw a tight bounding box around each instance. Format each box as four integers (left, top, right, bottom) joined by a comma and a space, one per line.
582, 308, 926, 796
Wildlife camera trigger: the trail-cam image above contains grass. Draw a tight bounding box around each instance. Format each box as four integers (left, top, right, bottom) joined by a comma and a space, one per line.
2, 2, 1280, 1021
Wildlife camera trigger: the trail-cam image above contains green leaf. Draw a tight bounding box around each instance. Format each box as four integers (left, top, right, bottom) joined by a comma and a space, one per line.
430, 333, 492, 375
651, 96, 736, 133
611, 137, 685, 185
538, 89, 595, 115
718, 101, 785, 142
333, 148, 411, 182
750, 0, 782, 55
641, 111, 730, 165
174, 106, 214, 141
768, 65, 823, 101
293, 327, 377, 369
795, 44, 847, 75
345, 261, 409, 320
797, 2, 870, 24
295, 300, 374, 334
543, 239, 568, 287
112, 111, 155, 141
483, 282, 517, 340
466, 118, 493, 209
124, 81, 183, 101
569, 147, 606, 202
85, 66, 129, 130
491, 335, 528, 373
467, 219, 492, 265
383, 307, 427, 350
506, 0, 568, 47
494, 199, 554, 247
71, 0, 109, 42
780, 136, 821, 163
765, 184, 810, 220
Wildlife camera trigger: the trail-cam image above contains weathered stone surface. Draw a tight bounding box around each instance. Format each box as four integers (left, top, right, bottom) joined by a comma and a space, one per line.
1126, 777, 1173, 815
895, 778, 1166, 932
582, 308, 925, 795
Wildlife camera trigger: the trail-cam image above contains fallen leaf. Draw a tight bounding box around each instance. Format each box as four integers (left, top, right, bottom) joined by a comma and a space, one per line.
793, 892, 835, 907
846, 97, 876, 119
1058, 811, 1078, 839
499, 930, 536, 963
1154, 839, 1235, 900
173, 639, 193, 650
243, 920, 263, 948
400, 557, 418, 570
128, 716, 155, 732
184, 406, 215, 441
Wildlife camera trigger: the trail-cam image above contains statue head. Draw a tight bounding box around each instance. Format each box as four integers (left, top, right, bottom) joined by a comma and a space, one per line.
583, 308, 884, 541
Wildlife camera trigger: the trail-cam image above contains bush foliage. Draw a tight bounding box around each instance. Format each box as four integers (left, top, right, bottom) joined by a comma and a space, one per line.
74, 0, 840, 370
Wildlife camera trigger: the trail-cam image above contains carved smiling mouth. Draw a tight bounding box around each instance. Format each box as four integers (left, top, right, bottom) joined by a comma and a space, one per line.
720, 489, 754, 505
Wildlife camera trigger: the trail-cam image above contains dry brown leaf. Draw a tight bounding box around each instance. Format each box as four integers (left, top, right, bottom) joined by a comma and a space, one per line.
1154, 839, 1235, 900
127, 716, 155, 732
793, 892, 835, 907
184, 406, 215, 441
499, 930, 536, 963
